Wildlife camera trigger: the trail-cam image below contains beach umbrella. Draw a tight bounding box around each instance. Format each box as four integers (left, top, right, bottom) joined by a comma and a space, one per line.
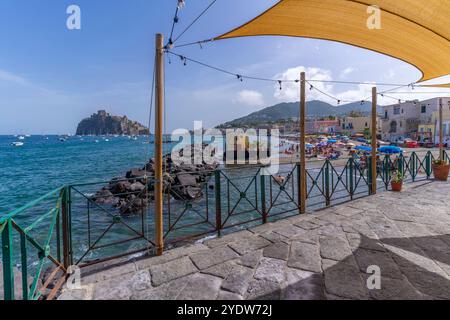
327, 139, 338, 144
306, 143, 314, 149
355, 146, 372, 152
378, 146, 403, 154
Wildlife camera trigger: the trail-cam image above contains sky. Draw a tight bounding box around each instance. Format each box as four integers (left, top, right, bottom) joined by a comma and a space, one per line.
0, 0, 449, 135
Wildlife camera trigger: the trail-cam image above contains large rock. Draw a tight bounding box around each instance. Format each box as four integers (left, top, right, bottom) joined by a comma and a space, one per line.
76, 110, 149, 136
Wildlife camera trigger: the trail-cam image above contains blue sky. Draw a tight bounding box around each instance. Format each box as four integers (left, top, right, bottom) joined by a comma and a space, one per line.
0, 0, 448, 134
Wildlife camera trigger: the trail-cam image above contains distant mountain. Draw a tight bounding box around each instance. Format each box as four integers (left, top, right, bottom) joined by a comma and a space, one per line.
217, 100, 381, 128
76, 110, 149, 136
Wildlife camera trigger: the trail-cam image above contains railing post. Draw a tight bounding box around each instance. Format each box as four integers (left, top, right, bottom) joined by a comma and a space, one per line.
214, 170, 222, 236
398, 154, 404, 176
260, 174, 267, 224
426, 151, 432, 179
384, 155, 390, 190
325, 161, 331, 206
349, 158, 354, 200
61, 187, 72, 270
299, 72, 307, 214
367, 156, 373, 195
1, 219, 15, 300
412, 152, 416, 182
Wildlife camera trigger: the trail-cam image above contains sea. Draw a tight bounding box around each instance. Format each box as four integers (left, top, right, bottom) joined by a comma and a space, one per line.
0, 135, 175, 214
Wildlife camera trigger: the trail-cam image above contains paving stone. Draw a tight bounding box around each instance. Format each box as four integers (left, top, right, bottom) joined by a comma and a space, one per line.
177, 273, 222, 300
322, 259, 368, 300
283, 268, 325, 300
132, 275, 192, 300
238, 250, 263, 269
290, 229, 319, 245
92, 270, 151, 300
204, 230, 254, 248
263, 242, 290, 260
259, 231, 290, 244
228, 235, 272, 255
217, 290, 243, 300
319, 236, 353, 261
273, 225, 306, 238
82, 262, 137, 285
361, 275, 423, 300
150, 256, 197, 286
202, 261, 237, 279
221, 265, 254, 295
246, 279, 282, 300
58, 288, 89, 300
354, 248, 403, 280
254, 257, 286, 284
190, 246, 240, 270
293, 219, 321, 231
288, 241, 321, 273
135, 243, 209, 270
345, 232, 386, 252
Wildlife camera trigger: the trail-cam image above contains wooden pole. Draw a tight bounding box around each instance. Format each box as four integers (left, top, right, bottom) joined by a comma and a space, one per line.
299, 72, 307, 214
371, 87, 377, 194
154, 33, 164, 256
439, 98, 444, 161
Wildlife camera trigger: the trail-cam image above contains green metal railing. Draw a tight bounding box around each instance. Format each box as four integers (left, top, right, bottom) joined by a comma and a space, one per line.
2, 150, 448, 300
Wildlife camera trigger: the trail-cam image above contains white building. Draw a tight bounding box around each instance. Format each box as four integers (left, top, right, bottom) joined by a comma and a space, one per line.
381, 97, 450, 143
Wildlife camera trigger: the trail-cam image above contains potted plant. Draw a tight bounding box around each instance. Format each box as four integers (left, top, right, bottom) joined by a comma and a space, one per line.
432, 159, 450, 181
391, 171, 405, 192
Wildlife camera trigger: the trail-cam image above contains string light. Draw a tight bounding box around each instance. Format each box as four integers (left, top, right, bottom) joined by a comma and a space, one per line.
278, 80, 283, 90
177, 0, 186, 10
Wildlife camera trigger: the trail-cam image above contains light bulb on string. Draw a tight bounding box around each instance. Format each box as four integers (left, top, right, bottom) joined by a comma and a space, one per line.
278, 81, 282, 90
337, 100, 341, 105
236, 75, 243, 82
310, 85, 314, 90
177, 0, 186, 9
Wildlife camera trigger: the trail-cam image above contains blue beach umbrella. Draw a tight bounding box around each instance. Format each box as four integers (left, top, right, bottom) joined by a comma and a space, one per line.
306, 143, 314, 149
327, 139, 338, 144
378, 146, 403, 154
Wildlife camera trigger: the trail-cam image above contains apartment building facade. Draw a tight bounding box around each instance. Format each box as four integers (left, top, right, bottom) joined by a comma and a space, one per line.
381, 97, 450, 143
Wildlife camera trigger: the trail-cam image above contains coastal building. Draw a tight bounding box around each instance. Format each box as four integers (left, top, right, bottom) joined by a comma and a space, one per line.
305, 119, 339, 134
380, 98, 450, 142
339, 116, 381, 136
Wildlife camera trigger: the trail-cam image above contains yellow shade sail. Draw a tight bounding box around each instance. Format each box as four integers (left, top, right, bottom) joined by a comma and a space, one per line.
215, 0, 450, 84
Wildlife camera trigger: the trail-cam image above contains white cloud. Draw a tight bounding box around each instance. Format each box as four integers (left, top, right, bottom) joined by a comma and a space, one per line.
0, 69, 28, 85
234, 90, 265, 107
339, 67, 355, 79
273, 66, 333, 103
272, 66, 450, 106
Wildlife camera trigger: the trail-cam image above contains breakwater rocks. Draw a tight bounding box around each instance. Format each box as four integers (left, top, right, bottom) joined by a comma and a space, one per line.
92, 147, 218, 215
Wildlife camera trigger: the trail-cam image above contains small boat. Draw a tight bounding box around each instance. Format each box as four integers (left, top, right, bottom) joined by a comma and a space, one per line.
25, 134, 31, 138
59, 137, 67, 142
95, 140, 100, 143
11, 142, 24, 147
18, 136, 25, 140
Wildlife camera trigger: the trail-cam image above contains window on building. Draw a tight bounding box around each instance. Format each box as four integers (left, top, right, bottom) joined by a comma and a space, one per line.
365, 122, 368, 127
401, 109, 404, 114
385, 111, 388, 119
400, 121, 403, 128
421, 105, 426, 113
394, 107, 400, 115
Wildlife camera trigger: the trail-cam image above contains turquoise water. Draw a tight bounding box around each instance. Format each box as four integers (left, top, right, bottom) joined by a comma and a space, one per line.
0, 135, 175, 213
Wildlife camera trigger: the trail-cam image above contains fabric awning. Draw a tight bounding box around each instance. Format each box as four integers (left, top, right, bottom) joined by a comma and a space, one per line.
215, 0, 450, 85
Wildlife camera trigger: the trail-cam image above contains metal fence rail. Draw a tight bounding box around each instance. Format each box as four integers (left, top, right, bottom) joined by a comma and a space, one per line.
1, 150, 448, 300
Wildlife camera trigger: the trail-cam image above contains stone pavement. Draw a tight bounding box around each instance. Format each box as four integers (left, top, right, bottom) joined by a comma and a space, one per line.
59, 181, 450, 300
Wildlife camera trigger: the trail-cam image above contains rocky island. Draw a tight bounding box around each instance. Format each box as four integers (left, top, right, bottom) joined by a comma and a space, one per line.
76, 110, 149, 136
